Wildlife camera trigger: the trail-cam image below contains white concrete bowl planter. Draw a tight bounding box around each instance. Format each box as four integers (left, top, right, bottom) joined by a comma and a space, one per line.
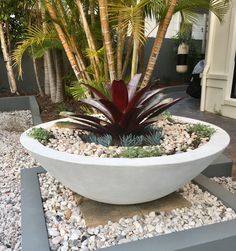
20, 116, 230, 205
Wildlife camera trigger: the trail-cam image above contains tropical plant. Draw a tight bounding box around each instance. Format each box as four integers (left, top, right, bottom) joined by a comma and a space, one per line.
56, 74, 182, 144
11, 0, 230, 103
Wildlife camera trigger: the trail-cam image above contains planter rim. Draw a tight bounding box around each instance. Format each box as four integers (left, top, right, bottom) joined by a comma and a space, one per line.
20, 116, 230, 167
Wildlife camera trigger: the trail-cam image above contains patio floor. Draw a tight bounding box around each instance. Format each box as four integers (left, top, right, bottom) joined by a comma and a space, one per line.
167, 88, 236, 178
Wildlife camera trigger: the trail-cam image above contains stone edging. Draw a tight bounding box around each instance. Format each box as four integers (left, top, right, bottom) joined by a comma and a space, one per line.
21, 167, 236, 251
0, 96, 42, 125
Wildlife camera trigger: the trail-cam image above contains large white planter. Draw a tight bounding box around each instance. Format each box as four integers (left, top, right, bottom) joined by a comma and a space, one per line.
20, 116, 230, 205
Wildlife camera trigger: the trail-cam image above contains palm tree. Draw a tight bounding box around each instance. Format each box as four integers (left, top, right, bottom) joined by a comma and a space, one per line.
0, 22, 18, 94
141, 0, 229, 87
13, 0, 229, 102
98, 0, 117, 81
141, 0, 177, 86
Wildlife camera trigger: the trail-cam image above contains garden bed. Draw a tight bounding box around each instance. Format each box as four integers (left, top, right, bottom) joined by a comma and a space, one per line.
21, 167, 236, 251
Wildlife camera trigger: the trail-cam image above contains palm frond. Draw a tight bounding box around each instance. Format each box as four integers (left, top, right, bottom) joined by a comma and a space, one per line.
108, 0, 150, 44
12, 25, 59, 77
144, 0, 167, 23
175, 0, 229, 23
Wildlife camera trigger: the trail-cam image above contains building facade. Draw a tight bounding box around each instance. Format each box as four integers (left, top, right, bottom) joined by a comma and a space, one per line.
201, 1, 236, 119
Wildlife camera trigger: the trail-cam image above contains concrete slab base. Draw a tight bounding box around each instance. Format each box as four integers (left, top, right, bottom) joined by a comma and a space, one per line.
79, 193, 191, 227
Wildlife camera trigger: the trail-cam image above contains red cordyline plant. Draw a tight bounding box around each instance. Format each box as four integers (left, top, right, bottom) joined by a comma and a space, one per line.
58, 74, 182, 137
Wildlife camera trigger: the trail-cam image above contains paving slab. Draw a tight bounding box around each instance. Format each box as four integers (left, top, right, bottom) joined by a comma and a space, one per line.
79, 192, 191, 227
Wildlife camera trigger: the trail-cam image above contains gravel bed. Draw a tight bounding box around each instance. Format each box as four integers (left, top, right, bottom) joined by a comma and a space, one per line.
0, 111, 37, 251
212, 177, 236, 194
40, 173, 236, 251
1, 110, 235, 251
46, 119, 210, 158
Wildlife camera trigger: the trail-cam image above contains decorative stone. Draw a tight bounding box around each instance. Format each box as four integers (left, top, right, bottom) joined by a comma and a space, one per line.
64, 209, 72, 220
52, 236, 62, 245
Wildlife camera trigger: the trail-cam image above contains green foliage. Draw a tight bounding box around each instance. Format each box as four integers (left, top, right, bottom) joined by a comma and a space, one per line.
54, 103, 72, 115
120, 134, 144, 147
119, 127, 162, 147
144, 128, 162, 145
118, 146, 163, 158
67, 78, 110, 102
12, 25, 60, 77
80, 133, 113, 147
188, 124, 216, 138
28, 127, 54, 145
161, 111, 175, 123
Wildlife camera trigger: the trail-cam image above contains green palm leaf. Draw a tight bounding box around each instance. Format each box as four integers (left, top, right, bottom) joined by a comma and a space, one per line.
12, 25, 59, 77
108, 0, 150, 44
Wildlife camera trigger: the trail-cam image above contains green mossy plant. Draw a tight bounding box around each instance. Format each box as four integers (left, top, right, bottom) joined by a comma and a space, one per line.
55, 103, 71, 115
117, 147, 163, 158
188, 124, 216, 139
28, 127, 54, 145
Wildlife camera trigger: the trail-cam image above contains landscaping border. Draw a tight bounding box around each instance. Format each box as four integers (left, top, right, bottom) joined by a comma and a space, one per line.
21, 167, 236, 251
0, 96, 42, 125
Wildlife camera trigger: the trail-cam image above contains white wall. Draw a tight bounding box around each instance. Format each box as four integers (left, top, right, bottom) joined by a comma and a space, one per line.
145, 13, 181, 38
192, 14, 206, 40
146, 13, 206, 40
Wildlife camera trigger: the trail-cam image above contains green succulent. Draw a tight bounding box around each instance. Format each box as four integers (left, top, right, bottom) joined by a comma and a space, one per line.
188, 124, 216, 139
28, 127, 54, 145
118, 147, 163, 158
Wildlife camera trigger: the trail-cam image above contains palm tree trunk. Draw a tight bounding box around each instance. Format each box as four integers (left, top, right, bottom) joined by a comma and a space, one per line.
117, 15, 126, 79
122, 36, 133, 79
5, 21, 11, 52
0, 22, 18, 94
131, 0, 141, 78
141, 0, 177, 87
131, 38, 139, 78
54, 49, 65, 103
44, 53, 50, 96
46, 2, 84, 81
76, 0, 100, 80
98, 0, 116, 81
46, 50, 57, 103
89, 0, 95, 27
32, 56, 45, 97
69, 37, 91, 81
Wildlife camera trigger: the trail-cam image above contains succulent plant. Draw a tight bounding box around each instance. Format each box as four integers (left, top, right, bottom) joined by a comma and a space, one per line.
28, 127, 54, 145
56, 74, 182, 141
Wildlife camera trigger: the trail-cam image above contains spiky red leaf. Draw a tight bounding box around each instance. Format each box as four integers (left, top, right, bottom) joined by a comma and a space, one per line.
99, 99, 122, 122
127, 73, 142, 101
79, 99, 114, 123
68, 116, 112, 134
125, 86, 149, 112
111, 80, 129, 112
137, 88, 165, 106
137, 97, 183, 125
68, 114, 111, 126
